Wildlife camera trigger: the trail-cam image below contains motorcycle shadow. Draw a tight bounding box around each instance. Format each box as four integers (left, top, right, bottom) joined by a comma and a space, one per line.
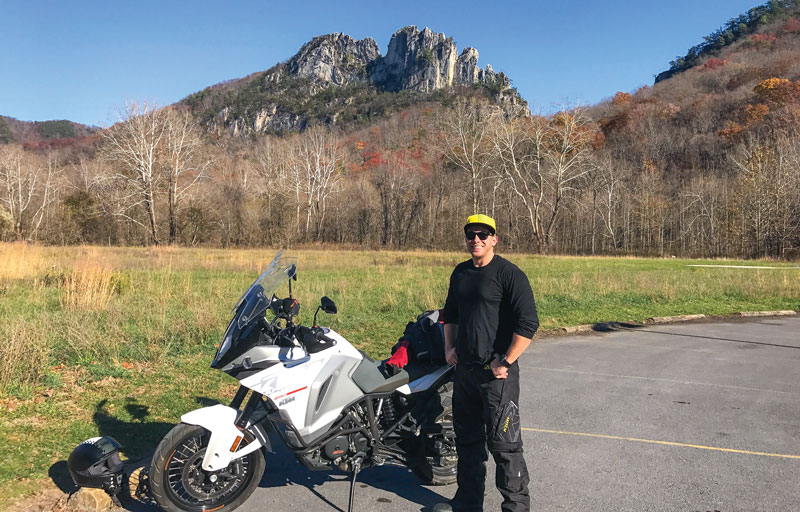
260, 430, 452, 512
50, 397, 449, 511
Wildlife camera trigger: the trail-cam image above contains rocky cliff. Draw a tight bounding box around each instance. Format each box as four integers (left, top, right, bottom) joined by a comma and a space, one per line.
369, 26, 507, 93
286, 33, 380, 85
186, 26, 526, 135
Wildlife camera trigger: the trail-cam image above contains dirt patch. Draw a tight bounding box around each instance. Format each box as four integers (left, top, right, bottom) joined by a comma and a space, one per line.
6, 484, 68, 512
5, 459, 155, 512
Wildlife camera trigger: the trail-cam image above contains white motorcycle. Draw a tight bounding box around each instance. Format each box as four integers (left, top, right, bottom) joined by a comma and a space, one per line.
148, 251, 457, 512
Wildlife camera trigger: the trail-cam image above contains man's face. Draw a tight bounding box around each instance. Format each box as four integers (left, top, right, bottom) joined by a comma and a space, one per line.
464, 224, 497, 258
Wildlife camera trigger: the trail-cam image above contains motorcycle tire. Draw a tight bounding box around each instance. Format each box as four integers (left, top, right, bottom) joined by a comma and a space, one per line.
149, 423, 265, 512
412, 382, 458, 486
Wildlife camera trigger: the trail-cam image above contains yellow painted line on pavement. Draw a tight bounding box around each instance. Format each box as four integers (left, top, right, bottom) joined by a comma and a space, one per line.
522, 428, 800, 460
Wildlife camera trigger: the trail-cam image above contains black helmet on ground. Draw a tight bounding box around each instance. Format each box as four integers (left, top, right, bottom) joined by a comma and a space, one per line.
67, 436, 125, 500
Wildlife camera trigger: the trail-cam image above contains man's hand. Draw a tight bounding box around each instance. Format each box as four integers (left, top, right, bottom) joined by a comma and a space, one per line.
490, 333, 532, 379
490, 355, 509, 379
445, 345, 458, 365
444, 323, 458, 365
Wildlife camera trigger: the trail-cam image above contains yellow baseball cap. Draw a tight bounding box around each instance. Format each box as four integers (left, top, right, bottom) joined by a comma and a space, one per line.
464, 214, 496, 234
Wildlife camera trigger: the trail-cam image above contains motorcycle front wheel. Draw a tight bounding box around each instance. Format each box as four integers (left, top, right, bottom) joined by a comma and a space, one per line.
149, 423, 265, 512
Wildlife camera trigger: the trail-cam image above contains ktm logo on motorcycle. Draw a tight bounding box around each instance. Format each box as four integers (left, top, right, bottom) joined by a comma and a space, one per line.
278, 396, 296, 406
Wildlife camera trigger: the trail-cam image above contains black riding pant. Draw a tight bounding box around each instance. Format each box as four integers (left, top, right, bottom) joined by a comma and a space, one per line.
451, 363, 530, 512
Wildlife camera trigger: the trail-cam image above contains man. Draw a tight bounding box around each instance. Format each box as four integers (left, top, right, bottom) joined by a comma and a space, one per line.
434, 214, 539, 512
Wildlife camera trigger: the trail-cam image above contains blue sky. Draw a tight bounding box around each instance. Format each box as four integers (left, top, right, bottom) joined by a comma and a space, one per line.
1, 0, 761, 126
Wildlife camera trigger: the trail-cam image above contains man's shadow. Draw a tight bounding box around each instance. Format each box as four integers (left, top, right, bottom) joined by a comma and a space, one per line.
48, 396, 187, 509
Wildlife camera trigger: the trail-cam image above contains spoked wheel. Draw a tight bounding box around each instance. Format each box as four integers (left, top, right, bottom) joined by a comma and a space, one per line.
413, 382, 458, 485
150, 423, 265, 512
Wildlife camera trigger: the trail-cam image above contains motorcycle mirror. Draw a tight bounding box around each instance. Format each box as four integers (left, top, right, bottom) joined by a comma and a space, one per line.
287, 263, 297, 280
320, 296, 337, 314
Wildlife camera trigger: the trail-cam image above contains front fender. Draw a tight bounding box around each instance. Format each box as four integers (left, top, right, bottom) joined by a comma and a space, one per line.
181, 404, 264, 471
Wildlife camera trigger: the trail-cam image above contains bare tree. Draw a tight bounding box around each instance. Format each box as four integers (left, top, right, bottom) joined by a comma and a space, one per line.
541, 107, 597, 249
438, 99, 495, 212
491, 114, 548, 251
69, 156, 111, 194
101, 101, 168, 245
679, 175, 728, 257
0, 145, 59, 240
370, 149, 426, 246
776, 132, 800, 257
733, 135, 800, 257
593, 153, 626, 251
164, 108, 211, 244
290, 126, 341, 240
492, 106, 598, 252
253, 135, 296, 245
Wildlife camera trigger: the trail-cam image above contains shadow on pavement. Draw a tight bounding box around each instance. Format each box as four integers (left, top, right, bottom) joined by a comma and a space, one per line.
259, 429, 450, 512
592, 321, 645, 332
50, 396, 448, 511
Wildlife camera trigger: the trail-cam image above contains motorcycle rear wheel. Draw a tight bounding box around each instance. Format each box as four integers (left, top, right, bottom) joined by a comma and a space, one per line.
150, 423, 265, 512
413, 382, 458, 485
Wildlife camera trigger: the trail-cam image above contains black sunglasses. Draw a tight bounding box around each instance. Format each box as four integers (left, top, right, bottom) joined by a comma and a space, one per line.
465, 230, 492, 241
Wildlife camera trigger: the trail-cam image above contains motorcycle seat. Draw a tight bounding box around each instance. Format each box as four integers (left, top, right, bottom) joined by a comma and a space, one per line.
352, 352, 410, 394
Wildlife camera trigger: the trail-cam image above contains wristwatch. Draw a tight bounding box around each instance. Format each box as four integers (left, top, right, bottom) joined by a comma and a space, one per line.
498, 355, 512, 368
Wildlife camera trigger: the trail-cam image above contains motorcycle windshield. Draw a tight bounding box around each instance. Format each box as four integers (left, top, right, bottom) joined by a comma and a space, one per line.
212, 250, 297, 368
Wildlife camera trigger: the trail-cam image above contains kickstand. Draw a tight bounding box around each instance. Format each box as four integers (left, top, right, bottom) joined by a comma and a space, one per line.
347, 458, 362, 512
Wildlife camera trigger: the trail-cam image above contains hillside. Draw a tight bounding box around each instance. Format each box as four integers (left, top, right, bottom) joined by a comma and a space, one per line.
593, 1, 800, 177
182, 26, 527, 135
656, 0, 800, 82
0, 115, 96, 148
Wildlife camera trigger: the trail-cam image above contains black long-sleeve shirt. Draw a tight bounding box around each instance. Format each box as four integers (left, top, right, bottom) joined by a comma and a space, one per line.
442, 255, 539, 366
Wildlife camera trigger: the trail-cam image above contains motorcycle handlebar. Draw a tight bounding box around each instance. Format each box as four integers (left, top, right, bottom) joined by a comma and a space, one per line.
315, 329, 334, 344
295, 325, 335, 352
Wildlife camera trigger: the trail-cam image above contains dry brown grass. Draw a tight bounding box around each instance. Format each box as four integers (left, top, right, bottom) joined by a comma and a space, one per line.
0, 319, 49, 390
0, 243, 50, 281
59, 267, 116, 311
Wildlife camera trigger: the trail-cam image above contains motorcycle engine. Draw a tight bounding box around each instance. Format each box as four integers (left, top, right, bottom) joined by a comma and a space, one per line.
298, 405, 375, 471
322, 436, 348, 460
322, 432, 369, 461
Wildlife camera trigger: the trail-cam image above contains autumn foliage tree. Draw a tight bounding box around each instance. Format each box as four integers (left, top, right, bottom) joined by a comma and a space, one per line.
754, 78, 800, 104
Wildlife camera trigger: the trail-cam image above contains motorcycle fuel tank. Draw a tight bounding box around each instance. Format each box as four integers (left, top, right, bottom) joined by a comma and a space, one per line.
239, 329, 364, 443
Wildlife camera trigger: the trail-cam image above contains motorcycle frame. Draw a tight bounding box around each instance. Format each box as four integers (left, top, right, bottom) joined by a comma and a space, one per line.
183, 364, 452, 473
262, 391, 413, 467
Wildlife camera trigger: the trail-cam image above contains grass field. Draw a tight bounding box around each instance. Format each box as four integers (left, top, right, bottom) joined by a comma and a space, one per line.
0, 243, 798, 507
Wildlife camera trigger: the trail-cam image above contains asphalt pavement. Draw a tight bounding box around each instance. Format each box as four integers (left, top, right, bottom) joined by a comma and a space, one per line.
233, 316, 800, 512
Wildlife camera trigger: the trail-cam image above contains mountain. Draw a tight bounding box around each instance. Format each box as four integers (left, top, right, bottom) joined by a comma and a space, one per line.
0, 115, 96, 147
182, 26, 526, 135
655, 1, 799, 82
596, 0, 800, 165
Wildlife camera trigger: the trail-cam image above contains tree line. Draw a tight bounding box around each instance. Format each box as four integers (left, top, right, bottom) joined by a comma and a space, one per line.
2, 91, 798, 259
